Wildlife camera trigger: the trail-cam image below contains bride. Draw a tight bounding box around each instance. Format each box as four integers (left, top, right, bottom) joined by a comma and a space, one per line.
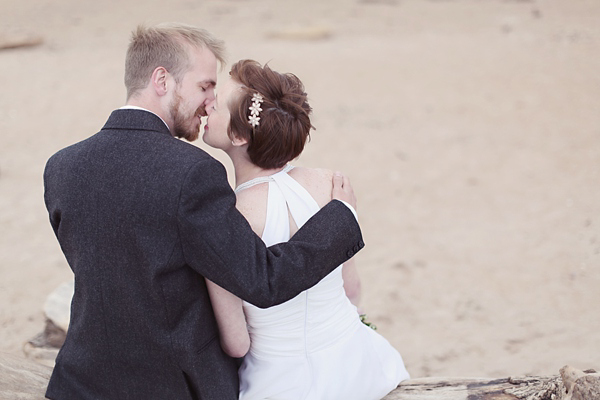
202, 59, 410, 400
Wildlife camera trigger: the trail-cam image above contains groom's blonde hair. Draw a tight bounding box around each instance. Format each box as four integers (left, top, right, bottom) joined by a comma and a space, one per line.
124, 23, 227, 99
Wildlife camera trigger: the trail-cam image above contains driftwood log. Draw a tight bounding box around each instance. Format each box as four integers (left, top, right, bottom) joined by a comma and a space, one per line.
23, 319, 64, 368
0, 352, 52, 400
18, 284, 600, 400
384, 376, 560, 399
383, 366, 600, 400
5, 344, 600, 400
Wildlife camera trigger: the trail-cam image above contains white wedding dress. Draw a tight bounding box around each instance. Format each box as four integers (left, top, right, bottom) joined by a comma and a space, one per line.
235, 165, 410, 400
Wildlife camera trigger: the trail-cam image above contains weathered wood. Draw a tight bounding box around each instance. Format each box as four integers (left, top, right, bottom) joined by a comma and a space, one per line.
382, 376, 547, 399
23, 281, 71, 366
43, 281, 73, 333
23, 319, 64, 367
3, 353, 599, 400
570, 375, 600, 400
383, 367, 600, 400
560, 366, 600, 400
0, 352, 51, 400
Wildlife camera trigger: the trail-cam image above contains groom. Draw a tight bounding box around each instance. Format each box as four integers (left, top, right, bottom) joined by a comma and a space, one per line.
43, 23, 363, 400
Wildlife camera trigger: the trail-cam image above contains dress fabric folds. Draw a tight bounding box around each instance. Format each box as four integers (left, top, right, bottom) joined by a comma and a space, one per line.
236, 165, 410, 400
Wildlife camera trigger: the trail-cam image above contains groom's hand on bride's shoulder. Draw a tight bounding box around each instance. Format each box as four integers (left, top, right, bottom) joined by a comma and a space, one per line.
332, 171, 357, 214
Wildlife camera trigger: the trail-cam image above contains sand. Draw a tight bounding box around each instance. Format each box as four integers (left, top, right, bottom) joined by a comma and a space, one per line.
1, 0, 599, 379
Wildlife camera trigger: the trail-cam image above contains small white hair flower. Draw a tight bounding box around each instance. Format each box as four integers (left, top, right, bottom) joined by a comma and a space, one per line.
248, 92, 264, 128
248, 114, 261, 127
249, 103, 262, 116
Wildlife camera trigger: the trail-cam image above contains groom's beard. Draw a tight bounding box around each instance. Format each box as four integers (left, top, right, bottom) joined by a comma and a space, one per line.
169, 91, 203, 142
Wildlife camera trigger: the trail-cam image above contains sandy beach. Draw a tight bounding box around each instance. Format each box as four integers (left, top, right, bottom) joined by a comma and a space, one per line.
1, 0, 599, 379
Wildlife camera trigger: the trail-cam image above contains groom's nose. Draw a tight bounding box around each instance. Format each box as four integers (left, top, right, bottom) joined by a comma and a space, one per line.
205, 100, 215, 116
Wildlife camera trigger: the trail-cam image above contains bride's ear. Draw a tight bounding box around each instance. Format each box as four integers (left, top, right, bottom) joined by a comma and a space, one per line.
230, 133, 248, 147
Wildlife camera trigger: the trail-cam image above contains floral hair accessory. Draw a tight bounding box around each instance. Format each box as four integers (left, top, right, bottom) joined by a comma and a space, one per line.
248, 92, 264, 127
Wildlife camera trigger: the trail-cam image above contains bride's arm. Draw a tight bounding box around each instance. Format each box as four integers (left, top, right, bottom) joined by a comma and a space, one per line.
206, 185, 268, 358
342, 258, 362, 308
206, 279, 250, 358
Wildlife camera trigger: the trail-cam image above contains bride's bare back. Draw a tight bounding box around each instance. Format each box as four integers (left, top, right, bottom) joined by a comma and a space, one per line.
235, 167, 334, 238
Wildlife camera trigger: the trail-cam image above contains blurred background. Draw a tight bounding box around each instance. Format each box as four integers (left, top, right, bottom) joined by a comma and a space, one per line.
1, 0, 599, 378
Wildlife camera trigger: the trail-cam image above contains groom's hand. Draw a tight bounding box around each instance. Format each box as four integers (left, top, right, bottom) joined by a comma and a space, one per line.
332, 172, 357, 212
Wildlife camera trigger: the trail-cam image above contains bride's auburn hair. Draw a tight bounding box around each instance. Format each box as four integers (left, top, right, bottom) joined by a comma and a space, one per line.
228, 60, 313, 169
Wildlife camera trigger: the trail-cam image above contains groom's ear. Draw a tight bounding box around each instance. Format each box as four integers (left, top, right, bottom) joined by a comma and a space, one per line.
151, 67, 170, 96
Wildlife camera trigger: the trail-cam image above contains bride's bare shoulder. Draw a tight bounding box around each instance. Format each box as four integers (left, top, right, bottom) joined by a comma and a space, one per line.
289, 166, 334, 209
235, 183, 268, 236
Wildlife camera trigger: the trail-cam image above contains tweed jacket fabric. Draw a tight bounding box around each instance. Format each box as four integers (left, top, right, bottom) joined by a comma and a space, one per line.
43, 109, 364, 400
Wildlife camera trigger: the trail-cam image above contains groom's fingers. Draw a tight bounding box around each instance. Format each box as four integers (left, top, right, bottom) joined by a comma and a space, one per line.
333, 171, 343, 189
332, 171, 357, 211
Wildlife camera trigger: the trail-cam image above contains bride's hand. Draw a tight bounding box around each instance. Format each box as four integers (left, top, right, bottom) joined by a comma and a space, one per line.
332, 172, 357, 211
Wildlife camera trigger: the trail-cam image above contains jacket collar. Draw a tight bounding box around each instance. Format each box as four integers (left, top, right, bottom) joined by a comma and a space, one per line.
102, 108, 172, 136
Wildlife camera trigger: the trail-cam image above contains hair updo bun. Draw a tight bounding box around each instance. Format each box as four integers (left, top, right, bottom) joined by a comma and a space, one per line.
228, 60, 313, 169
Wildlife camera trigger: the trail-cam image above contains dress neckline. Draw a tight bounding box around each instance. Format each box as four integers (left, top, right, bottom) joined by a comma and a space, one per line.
234, 164, 295, 194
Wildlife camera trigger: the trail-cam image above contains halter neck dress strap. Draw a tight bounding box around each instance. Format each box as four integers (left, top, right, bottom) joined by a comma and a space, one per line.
234, 164, 295, 194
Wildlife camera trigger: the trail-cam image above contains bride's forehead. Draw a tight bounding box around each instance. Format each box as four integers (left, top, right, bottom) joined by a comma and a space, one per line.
217, 78, 244, 98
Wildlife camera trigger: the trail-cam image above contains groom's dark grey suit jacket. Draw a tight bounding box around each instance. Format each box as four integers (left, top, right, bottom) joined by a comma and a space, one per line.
43, 109, 364, 400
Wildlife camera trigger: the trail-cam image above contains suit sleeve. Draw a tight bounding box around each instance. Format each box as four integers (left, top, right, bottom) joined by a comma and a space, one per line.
178, 158, 364, 308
